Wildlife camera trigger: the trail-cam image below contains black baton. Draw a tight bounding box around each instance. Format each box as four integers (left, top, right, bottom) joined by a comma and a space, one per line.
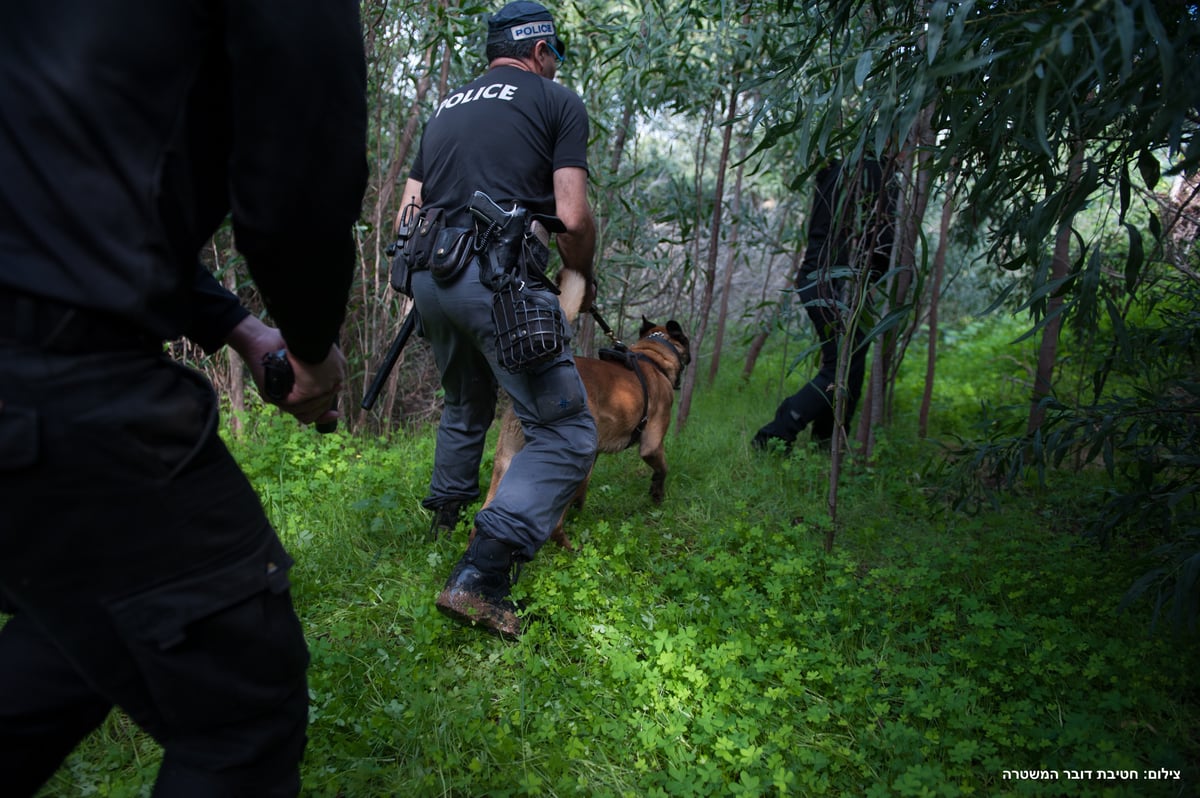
361, 309, 418, 411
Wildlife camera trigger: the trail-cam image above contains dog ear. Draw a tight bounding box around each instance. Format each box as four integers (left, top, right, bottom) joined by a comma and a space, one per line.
640, 317, 656, 337
666, 320, 691, 358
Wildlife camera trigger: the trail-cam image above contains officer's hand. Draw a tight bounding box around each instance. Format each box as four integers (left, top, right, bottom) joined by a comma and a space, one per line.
279, 344, 347, 426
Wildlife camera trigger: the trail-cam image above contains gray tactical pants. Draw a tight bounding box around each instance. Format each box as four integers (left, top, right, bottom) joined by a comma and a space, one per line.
411, 261, 597, 560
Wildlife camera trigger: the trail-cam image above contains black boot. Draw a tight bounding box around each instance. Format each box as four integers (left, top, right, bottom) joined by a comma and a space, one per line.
427, 500, 464, 541
435, 536, 523, 639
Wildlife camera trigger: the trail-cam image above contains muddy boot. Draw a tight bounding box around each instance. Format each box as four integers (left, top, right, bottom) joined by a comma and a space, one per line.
435, 536, 523, 639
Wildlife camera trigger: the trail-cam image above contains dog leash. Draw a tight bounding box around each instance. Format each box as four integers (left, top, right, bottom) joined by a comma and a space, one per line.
588, 305, 625, 349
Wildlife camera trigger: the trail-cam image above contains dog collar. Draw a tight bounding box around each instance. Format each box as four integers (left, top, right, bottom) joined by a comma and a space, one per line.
641, 331, 687, 390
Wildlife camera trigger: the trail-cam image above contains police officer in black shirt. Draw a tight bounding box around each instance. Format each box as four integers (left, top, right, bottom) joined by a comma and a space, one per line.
397, 1, 598, 639
0, 2, 368, 795
752, 158, 896, 451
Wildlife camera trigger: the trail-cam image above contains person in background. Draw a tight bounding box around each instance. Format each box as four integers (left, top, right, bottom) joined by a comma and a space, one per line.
752, 157, 897, 452
0, 2, 368, 795
396, 0, 597, 639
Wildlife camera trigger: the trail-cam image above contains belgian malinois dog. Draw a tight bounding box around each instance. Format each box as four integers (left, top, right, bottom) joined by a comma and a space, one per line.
481, 313, 691, 550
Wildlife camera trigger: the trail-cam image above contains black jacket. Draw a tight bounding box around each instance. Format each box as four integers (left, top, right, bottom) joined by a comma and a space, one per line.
799, 158, 896, 282
0, 0, 368, 363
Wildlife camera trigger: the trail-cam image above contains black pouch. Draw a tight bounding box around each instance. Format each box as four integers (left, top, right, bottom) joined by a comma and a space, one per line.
389, 208, 445, 295
389, 243, 413, 296
492, 281, 567, 373
428, 226, 476, 286
105, 535, 308, 728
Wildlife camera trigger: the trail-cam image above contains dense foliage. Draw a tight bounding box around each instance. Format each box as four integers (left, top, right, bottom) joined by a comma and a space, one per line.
18, 1, 1199, 794
932, 276, 1200, 633
30, 320, 1200, 797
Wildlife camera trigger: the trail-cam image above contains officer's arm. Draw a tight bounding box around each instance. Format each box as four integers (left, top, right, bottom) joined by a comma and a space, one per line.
552, 166, 595, 281
187, 263, 250, 354
395, 178, 424, 233
223, 314, 284, 397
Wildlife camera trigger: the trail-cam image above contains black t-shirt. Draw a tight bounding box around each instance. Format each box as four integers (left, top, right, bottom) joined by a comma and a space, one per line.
410, 65, 589, 228
0, 1, 368, 363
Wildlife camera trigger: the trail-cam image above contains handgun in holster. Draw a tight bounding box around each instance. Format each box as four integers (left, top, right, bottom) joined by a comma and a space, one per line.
469, 191, 529, 291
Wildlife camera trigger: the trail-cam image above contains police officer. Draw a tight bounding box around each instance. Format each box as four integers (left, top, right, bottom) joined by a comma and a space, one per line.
397, 1, 598, 639
0, 2, 367, 795
752, 157, 896, 451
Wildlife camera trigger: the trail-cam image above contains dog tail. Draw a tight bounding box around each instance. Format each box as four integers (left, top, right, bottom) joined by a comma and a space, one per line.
556, 268, 588, 325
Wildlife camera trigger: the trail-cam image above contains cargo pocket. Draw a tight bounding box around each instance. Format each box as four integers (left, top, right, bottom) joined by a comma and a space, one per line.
106, 535, 309, 731
0, 402, 38, 471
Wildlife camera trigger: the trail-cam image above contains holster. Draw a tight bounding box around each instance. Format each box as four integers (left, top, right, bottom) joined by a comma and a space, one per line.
475, 207, 529, 291
470, 193, 556, 294
468, 191, 565, 373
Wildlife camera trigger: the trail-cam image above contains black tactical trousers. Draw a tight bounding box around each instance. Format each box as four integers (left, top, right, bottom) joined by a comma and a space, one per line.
756, 276, 869, 445
0, 333, 309, 797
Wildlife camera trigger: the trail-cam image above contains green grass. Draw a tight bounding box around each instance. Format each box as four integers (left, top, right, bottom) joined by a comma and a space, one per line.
22, 318, 1200, 797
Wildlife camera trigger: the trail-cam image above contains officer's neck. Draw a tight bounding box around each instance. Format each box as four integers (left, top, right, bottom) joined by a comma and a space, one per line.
490, 57, 537, 74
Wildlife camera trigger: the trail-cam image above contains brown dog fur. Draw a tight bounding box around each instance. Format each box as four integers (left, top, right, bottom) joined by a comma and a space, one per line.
481, 317, 691, 549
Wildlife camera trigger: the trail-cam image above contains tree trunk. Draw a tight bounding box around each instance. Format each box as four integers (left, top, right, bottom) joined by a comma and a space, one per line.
677, 83, 736, 431
885, 109, 935, 414
583, 96, 637, 357
858, 110, 935, 455
355, 37, 440, 430
1028, 145, 1084, 433
919, 161, 957, 438
741, 331, 768, 382
708, 143, 747, 385
743, 241, 799, 381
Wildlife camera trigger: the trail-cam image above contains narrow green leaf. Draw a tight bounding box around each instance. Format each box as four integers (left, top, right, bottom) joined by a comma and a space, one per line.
1118, 165, 1130, 223
1034, 70, 1052, 157
1122, 222, 1144, 294
1137, 150, 1160, 191
1059, 28, 1074, 57
927, 0, 949, 64
1011, 300, 1070, 344
927, 49, 1010, 78
854, 50, 873, 90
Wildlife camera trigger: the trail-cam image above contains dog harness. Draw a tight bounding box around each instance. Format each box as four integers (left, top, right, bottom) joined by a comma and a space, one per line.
598, 332, 685, 448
